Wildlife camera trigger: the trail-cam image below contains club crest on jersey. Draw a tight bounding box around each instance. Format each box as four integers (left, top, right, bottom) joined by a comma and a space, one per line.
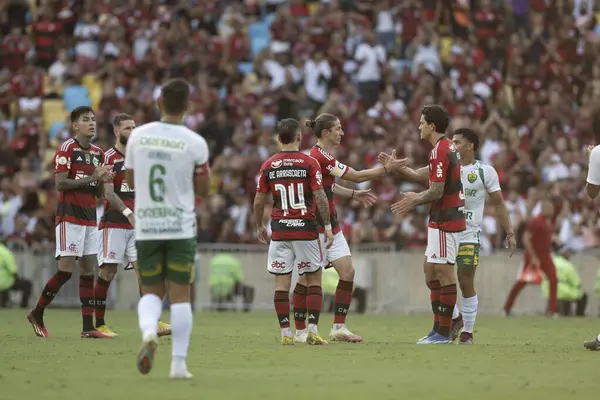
271, 160, 283, 169
467, 173, 478, 183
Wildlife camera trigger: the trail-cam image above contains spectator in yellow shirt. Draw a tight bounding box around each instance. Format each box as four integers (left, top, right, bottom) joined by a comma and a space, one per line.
0, 242, 32, 308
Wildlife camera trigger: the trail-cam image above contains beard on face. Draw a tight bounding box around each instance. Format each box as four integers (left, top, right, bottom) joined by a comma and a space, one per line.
119, 135, 129, 145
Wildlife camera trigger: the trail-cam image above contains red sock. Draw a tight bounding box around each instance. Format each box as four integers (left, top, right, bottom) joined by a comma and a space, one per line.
94, 277, 111, 326
292, 283, 307, 330
34, 270, 72, 314
438, 284, 457, 337
274, 290, 290, 329
427, 280, 441, 332
333, 280, 353, 325
307, 285, 323, 326
80, 276, 95, 331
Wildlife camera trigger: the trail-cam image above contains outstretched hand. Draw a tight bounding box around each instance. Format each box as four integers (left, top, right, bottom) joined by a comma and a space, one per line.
353, 189, 378, 208
390, 192, 418, 216
380, 150, 409, 173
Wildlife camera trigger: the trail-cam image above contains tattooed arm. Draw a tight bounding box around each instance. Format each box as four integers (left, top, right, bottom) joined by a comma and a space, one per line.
413, 181, 445, 205
313, 188, 331, 226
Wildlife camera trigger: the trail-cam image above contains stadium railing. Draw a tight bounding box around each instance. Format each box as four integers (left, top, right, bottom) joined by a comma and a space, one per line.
7, 240, 600, 315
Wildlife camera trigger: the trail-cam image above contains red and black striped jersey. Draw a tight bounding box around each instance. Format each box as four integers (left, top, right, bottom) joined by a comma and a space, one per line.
257, 151, 323, 241
309, 145, 348, 234
99, 147, 134, 230
428, 137, 466, 232
54, 138, 104, 227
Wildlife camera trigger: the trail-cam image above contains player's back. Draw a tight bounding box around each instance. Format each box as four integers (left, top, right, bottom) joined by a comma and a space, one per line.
126, 121, 208, 241
55, 138, 104, 226
258, 151, 322, 241
428, 138, 466, 232
99, 147, 134, 230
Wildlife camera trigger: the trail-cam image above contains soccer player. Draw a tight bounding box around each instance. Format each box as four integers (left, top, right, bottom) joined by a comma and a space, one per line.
503, 199, 557, 316
125, 79, 210, 379
380, 127, 517, 344
27, 106, 115, 338
581, 144, 600, 350
254, 118, 334, 346
94, 113, 171, 337
292, 113, 406, 344
389, 105, 465, 344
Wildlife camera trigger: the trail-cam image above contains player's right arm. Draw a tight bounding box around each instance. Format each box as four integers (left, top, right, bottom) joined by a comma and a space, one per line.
585, 145, 600, 199
377, 151, 428, 182
253, 163, 270, 244
54, 147, 110, 191
523, 219, 541, 266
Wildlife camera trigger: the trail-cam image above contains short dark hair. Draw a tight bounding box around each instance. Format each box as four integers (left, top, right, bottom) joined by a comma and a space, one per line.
70, 106, 94, 123
161, 78, 190, 115
277, 118, 300, 144
112, 113, 134, 128
421, 104, 449, 134
305, 113, 338, 138
453, 128, 480, 151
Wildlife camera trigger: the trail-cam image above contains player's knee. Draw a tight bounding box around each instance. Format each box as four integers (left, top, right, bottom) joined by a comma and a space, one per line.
457, 273, 474, 293
297, 274, 308, 286
334, 258, 354, 281
435, 265, 456, 286
168, 282, 189, 303
99, 264, 118, 281
304, 270, 322, 286
274, 274, 292, 292
57, 257, 76, 273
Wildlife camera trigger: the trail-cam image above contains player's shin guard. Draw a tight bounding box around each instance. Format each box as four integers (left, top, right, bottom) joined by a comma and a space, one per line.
307, 285, 323, 334
333, 280, 353, 327
80, 275, 95, 331
274, 290, 291, 336
292, 283, 308, 331
34, 270, 72, 316
138, 294, 163, 338
170, 302, 192, 367
461, 294, 478, 333
427, 280, 441, 332
438, 284, 457, 337
94, 277, 111, 327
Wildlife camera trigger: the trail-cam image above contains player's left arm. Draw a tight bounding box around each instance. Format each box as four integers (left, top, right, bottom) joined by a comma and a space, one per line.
193, 137, 211, 198
124, 134, 136, 190
585, 145, 600, 199
486, 166, 515, 237
253, 164, 270, 230
411, 152, 450, 206
333, 184, 355, 198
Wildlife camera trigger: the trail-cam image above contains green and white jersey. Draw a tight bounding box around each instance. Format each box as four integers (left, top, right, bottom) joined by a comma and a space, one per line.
460, 160, 501, 244
125, 121, 209, 241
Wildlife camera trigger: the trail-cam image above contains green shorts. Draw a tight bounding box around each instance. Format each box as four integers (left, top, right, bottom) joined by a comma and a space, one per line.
456, 243, 480, 268
136, 238, 196, 285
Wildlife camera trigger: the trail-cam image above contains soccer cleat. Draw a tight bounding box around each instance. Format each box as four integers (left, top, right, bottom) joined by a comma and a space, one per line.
584, 338, 600, 351
307, 332, 328, 345
157, 320, 171, 337
459, 332, 473, 344
416, 330, 436, 344
450, 316, 464, 342
281, 336, 295, 346
294, 330, 308, 344
170, 369, 193, 379
137, 333, 158, 375
26, 310, 49, 338
329, 326, 363, 343
417, 333, 452, 345
81, 329, 113, 339
96, 325, 119, 338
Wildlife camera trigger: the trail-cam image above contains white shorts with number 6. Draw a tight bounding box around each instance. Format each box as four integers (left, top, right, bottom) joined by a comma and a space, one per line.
267, 239, 324, 275
319, 231, 351, 264
97, 228, 137, 266
425, 227, 461, 265
55, 221, 100, 259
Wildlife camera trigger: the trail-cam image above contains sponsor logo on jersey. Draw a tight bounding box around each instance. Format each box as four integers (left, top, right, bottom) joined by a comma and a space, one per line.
467, 173, 477, 183
271, 159, 282, 169
280, 219, 306, 228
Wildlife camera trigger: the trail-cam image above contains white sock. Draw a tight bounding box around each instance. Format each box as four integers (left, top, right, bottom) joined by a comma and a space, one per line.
281, 327, 292, 337
170, 302, 193, 368
295, 328, 307, 335
452, 303, 460, 319
461, 295, 478, 333
308, 323, 319, 334
333, 323, 345, 330
596, 333, 600, 342
138, 294, 163, 340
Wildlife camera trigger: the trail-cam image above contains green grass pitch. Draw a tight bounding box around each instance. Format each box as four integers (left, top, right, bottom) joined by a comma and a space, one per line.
1, 309, 598, 400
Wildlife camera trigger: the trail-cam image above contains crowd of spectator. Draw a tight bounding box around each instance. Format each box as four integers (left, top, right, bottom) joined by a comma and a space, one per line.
1, 0, 600, 254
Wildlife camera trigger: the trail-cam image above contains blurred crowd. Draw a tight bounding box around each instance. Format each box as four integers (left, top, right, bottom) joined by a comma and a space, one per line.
1, 0, 600, 254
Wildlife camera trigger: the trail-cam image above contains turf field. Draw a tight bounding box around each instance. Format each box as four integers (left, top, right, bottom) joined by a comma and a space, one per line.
1, 309, 598, 400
